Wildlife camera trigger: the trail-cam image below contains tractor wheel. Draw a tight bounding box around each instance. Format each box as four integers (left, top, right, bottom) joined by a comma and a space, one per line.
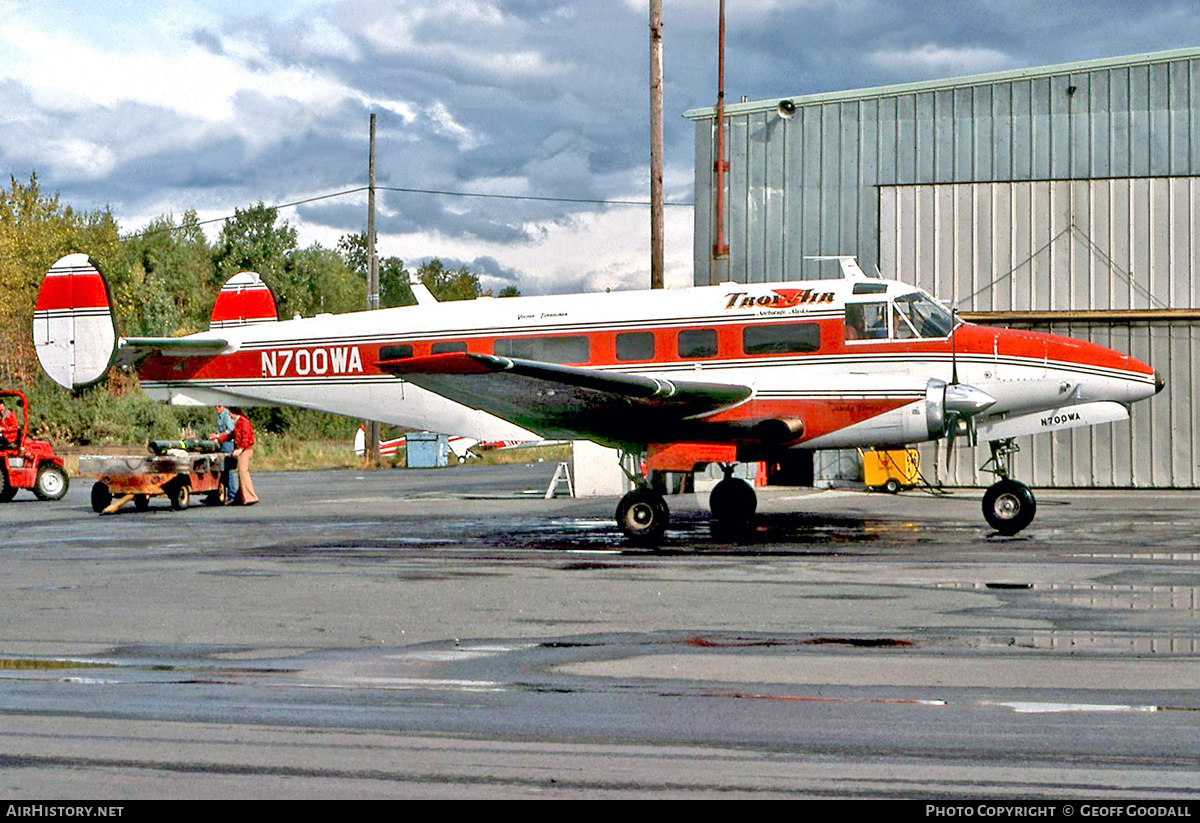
33, 465, 69, 501
0, 468, 16, 503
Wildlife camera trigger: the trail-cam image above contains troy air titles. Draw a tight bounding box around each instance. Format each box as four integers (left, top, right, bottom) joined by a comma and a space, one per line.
724, 288, 836, 310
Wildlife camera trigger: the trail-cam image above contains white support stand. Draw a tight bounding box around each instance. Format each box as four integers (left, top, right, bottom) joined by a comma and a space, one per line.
545, 461, 574, 499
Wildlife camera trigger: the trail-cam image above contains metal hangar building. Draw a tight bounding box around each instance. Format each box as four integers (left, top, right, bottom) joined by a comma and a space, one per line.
684, 47, 1200, 490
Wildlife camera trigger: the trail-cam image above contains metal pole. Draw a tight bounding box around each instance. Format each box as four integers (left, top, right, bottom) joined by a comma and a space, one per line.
366, 113, 381, 466
649, 0, 664, 290
710, 0, 729, 286
367, 113, 379, 311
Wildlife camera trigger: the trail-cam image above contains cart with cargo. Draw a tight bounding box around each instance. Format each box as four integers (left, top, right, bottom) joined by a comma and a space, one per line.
83, 439, 230, 514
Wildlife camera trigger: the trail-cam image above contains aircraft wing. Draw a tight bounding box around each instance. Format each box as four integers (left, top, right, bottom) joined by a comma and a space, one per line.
379, 352, 753, 447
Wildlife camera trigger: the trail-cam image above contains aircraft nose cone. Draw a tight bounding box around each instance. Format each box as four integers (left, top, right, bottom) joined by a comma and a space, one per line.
1155, 370, 1166, 395
945, 383, 997, 418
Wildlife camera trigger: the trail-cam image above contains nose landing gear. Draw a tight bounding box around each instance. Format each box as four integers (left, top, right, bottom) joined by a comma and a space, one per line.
980, 438, 1036, 535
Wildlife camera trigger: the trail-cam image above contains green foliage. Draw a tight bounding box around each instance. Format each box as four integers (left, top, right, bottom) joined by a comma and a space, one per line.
116, 211, 215, 336
416, 257, 482, 302
21, 373, 209, 446
288, 243, 365, 316
212, 202, 297, 284
337, 231, 414, 308
2, 181, 508, 449
246, 406, 360, 439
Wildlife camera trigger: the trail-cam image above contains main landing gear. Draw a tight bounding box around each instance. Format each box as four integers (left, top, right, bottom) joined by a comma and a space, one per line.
709, 465, 756, 531
980, 438, 1036, 535
614, 460, 758, 546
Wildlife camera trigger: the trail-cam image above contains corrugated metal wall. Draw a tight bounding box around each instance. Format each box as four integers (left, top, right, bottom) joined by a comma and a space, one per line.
913, 320, 1197, 489
883, 179, 1198, 487
687, 48, 1200, 488
691, 48, 1200, 285
881, 179, 1200, 312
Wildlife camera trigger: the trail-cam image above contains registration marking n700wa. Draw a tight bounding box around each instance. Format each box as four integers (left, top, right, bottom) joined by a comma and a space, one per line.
261, 346, 365, 378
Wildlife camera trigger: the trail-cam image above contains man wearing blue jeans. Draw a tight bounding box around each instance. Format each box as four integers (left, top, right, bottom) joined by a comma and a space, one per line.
214, 405, 239, 503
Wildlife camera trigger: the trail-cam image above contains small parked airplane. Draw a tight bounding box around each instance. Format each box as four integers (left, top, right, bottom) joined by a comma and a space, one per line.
352, 425, 560, 462
34, 253, 1161, 543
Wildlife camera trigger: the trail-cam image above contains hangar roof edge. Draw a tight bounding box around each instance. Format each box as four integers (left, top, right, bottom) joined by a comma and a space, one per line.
682, 45, 1200, 121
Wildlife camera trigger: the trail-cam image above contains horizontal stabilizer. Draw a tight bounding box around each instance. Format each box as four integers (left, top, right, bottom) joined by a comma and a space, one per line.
210, 271, 277, 329
115, 336, 230, 367
34, 254, 118, 388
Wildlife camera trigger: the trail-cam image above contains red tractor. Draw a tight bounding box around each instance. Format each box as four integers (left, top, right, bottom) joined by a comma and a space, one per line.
1, 389, 69, 502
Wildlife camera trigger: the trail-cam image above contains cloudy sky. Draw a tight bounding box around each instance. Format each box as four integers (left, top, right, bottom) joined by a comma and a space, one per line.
4, 0, 1200, 295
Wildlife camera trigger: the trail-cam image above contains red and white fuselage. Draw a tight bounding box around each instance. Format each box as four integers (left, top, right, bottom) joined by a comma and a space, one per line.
130, 270, 1158, 455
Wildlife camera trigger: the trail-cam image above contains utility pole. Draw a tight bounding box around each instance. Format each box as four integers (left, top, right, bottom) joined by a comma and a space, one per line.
649, 0, 664, 289
365, 113, 381, 466
710, 0, 730, 286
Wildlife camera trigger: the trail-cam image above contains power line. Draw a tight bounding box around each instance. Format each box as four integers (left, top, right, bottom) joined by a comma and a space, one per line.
129, 185, 693, 239
378, 185, 694, 208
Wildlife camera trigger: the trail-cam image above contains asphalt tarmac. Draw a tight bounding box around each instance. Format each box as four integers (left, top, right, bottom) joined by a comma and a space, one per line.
1, 463, 1197, 799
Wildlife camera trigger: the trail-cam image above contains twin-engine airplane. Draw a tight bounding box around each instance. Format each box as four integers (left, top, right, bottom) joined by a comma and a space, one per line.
34, 254, 1161, 544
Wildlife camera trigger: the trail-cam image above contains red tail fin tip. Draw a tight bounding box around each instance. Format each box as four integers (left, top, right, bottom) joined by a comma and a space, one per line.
209, 271, 277, 330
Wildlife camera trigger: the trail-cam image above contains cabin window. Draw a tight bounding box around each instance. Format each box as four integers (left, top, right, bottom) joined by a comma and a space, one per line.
852, 282, 888, 295
894, 292, 955, 338
616, 332, 655, 361
678, 329, 718, 358
844, 302, 889, 341
431, 341, 467, 354
379, 344, 413, 361
743, 323, 821, 355
494, 335, 590, 364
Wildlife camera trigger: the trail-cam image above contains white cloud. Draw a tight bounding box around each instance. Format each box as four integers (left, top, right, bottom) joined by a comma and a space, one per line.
426, 101, 483, 150
39, 138, 116, 179
867, 44, 1012, 78
0, 19, 372, 124
372, 200, 694, 296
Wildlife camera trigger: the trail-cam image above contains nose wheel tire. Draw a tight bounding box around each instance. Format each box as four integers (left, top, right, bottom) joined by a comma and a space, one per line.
982, 479, 1036, 535
616, 488, 670, 546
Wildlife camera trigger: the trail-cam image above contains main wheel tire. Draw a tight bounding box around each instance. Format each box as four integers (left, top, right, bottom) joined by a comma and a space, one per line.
982, 479, 1036, 535
883, 478, 902, 494
90, 482, 112, 513
168, 482, 191, 511
133, 494, 150, 511
709, 477, 757, 529
616, 488, 670, 546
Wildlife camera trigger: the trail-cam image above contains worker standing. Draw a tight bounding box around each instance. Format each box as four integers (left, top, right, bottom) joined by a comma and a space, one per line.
216, 408, 258, 505
212, 405, 239, 503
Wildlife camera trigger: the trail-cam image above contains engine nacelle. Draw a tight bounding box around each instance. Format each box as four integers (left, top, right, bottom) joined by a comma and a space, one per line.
922, 378, 997, 441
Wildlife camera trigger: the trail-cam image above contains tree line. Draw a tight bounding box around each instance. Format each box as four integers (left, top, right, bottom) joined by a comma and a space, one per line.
0, 173, 514, 445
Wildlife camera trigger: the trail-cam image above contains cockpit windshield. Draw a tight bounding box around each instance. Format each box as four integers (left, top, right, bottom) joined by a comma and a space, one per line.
893, 291, 956, 338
